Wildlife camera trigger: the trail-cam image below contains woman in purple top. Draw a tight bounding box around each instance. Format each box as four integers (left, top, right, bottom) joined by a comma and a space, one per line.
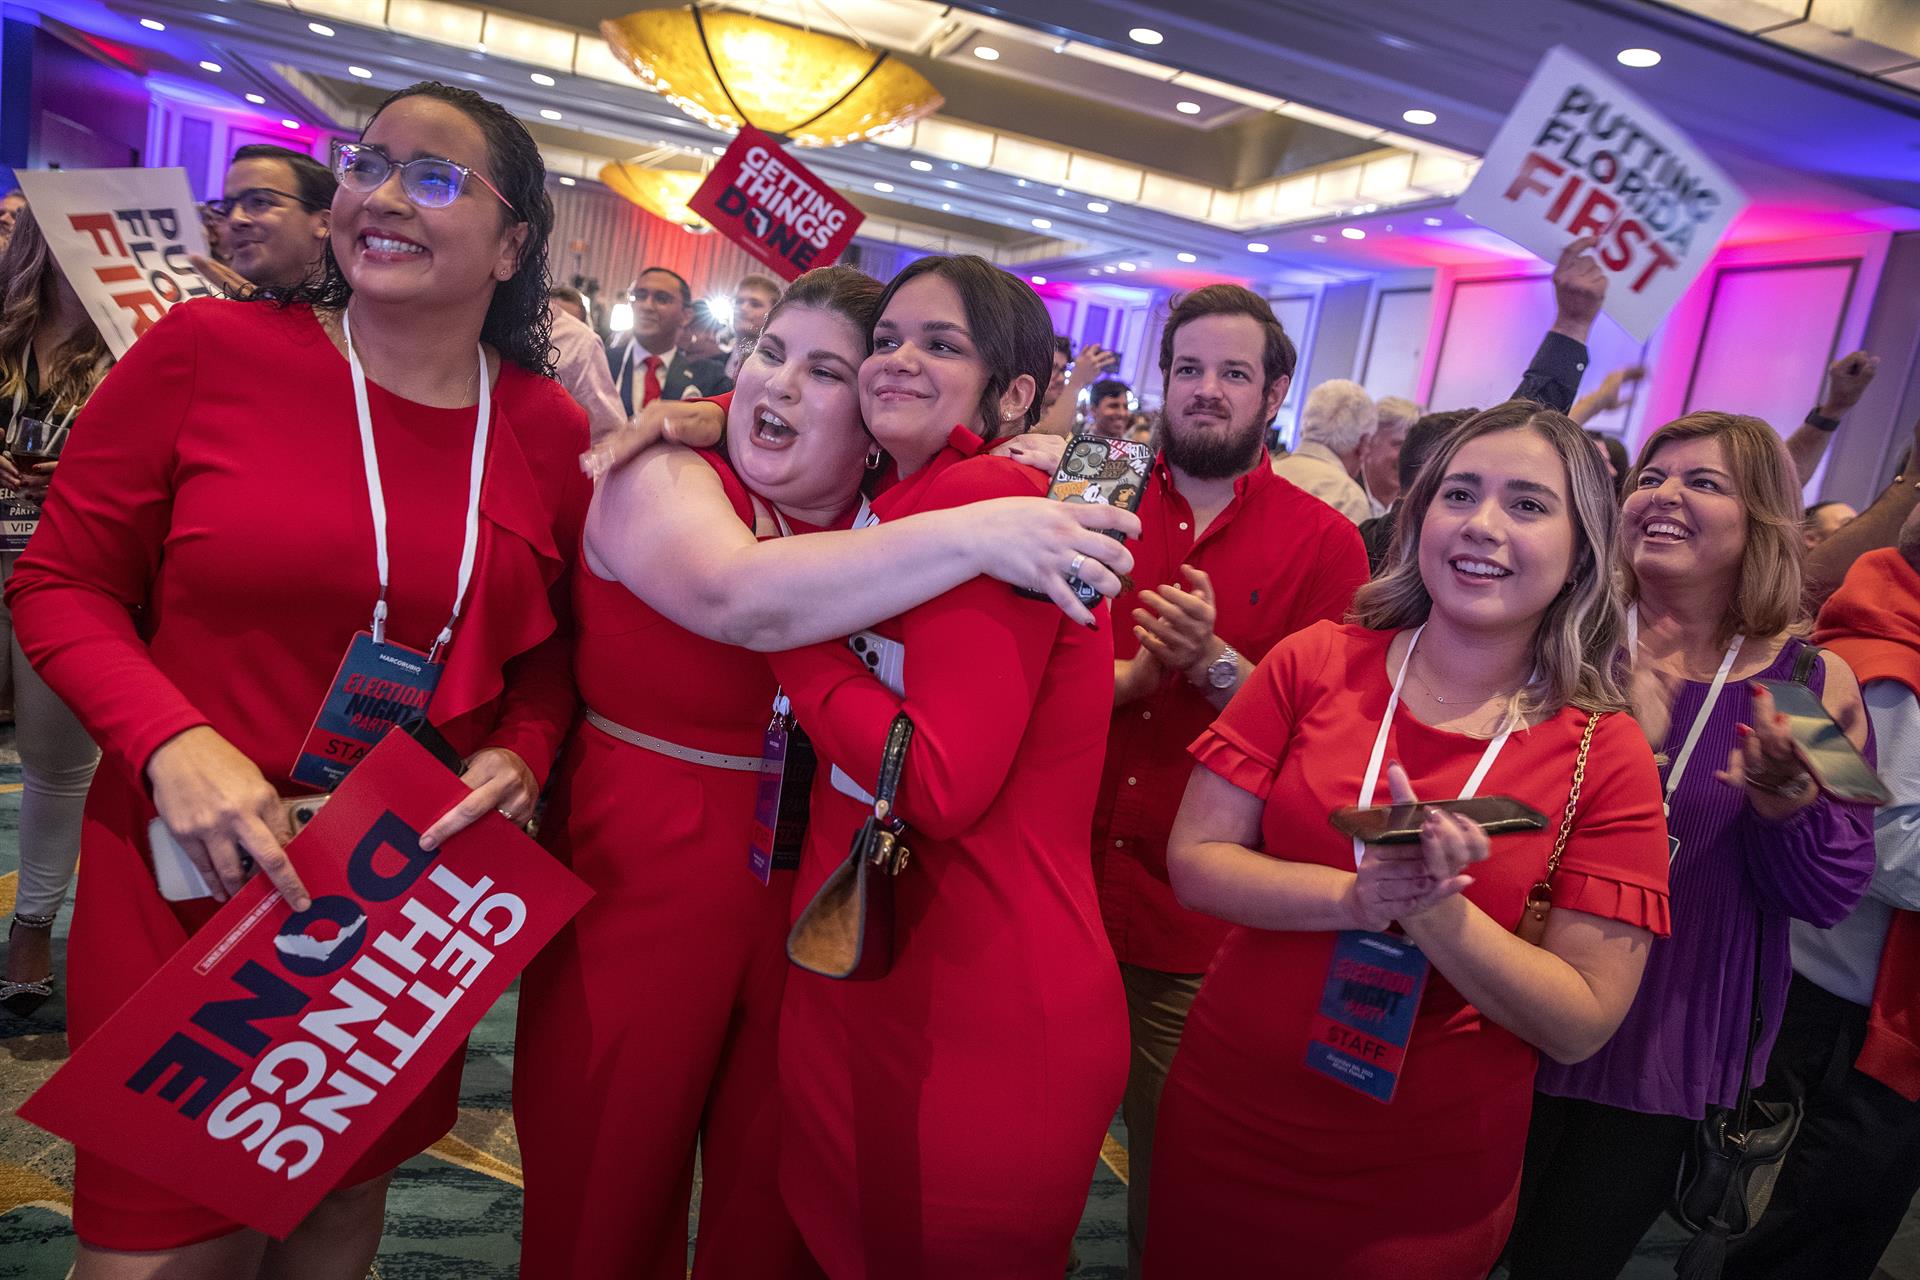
1504, 411, 1876, 1279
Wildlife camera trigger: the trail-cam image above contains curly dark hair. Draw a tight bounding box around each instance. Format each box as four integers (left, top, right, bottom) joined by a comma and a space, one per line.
254, 81, 555, 376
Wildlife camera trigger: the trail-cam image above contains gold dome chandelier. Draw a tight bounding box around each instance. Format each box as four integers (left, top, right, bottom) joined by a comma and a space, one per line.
601, 4, 944, 148
599, 161, 713, 232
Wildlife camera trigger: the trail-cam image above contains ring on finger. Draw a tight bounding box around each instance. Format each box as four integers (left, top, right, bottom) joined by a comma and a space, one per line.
1068, 552, 1087, 579
498, 807, 517, 822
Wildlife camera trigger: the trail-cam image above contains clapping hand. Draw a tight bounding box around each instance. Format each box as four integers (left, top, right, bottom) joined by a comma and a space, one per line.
1133, 565, 1218, 677
1715, 683, 1816, 820
1348, 763, 1488, 930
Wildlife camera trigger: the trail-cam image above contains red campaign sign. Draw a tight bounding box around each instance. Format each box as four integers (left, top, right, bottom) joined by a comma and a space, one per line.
18, 730, 591, 1238
689, 126, 865, 282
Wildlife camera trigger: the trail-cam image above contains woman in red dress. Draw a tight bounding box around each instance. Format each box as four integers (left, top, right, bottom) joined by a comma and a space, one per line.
1145, 402, 1671, 1277
768, 254, 1131, 1278
6, 83, 585, 1278
515, 265, 1136, 1279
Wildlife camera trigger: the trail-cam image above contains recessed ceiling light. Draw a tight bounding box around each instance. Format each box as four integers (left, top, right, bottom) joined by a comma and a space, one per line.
1342, 227, 1367, 240
1030, 275, 1047, 285
942, 179, 961, 190
245, 92, 266, 104
909, 159, 933, 171
531, 72, 555, 86
973, 46, 999, 61
711, 145, 726, 154
874, 181, 895, 192
1176, 251, 1197, 263
140, 17, 166, 30
1311, 234, 1328, 243
540, 108, 562, 120
348, 65, 372, 78
1032, 217, 1052, 229
1247, 241, 1269, 253
199, 60, 222, 73
308, 21, 334, 36
940, 202, 951, 210
1118, 261, 1137, 271
281, 118, 301, 130
1401, 108, 1437, 126
1175, 100, 1201, 115
1423, 216, 1443, 226
1129, 27, 1164, 45
1617, 47, 1661, 67
1086, 201, 1109, 213
558, 176, 576, 185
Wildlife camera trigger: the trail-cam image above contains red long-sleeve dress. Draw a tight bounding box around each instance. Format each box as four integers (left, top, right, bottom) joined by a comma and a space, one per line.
5, 299, 587, 1250
1144, 622, 1670, 1277
515, 447, 826, 1279
769, 429, 1130, 1279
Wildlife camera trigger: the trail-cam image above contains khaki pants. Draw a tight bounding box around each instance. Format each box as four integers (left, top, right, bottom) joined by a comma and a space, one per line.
1120, 962, 1204, 1280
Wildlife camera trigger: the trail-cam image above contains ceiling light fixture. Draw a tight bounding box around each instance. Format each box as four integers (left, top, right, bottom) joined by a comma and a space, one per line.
1341, 227, 1366, 240
199, 60, 222, 73
281, 118, 302, 130
541, 108, 563, 120
600, 163, 712, 232
308, 21, 334, 36
972, 46, 1000, 61
531, 72, 556, 86
1129, 27, 1164, 45
1311, 234, 1327, 243
602, 7, 945, 148
1031, 275, 1047, 285
1176, 252, 1197, 263
1175, 101, 1201, 115
559, 176, 576, 185
140, 17, 165, 30
1617, 47, 1661, 67
874, 181, 894, 192
349, 65, 373, 78
1032, 217, 1052, 229
1423, 216, 1443, 226
245, 92, 266, 104
1247, 241, 1269, 253
1118, 261, 1136, 271
909, 159, 933, 171
1086, 201, 1109, 213
1401, 108, 1436, 125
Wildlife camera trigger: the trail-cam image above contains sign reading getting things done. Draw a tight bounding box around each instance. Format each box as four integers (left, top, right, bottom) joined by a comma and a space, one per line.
1455, 45, 1747, 342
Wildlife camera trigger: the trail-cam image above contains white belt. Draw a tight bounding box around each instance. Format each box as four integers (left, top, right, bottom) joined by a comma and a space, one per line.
584, 709, 762, 772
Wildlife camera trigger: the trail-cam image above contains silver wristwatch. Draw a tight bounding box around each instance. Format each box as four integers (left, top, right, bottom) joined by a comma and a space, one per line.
1204, 644, 1241, 691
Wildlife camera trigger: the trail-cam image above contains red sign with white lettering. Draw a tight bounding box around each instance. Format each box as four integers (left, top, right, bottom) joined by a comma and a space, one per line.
18, 731, 591, 1238
689, 126, 865, 281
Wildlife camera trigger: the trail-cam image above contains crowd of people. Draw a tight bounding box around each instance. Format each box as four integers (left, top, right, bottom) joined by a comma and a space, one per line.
1, 77, 1917, 1280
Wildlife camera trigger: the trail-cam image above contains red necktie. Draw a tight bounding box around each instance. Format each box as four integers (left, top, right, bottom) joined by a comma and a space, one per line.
642, 354, 663, 408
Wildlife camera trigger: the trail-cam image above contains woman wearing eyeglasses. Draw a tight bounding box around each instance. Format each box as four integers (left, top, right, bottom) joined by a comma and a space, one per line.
8, 82, 586, 1278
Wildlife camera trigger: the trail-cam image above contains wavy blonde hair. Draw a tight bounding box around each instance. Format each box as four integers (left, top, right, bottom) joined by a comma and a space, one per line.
1620, 412, 1804, 644
1351, 399, 1629, 716
0, 211, 110, 421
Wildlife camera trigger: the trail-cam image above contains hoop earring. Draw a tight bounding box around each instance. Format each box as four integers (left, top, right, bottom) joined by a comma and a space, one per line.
865, 445, 884, 471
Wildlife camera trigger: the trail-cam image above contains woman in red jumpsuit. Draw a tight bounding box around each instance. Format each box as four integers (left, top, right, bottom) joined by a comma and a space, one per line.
769, 254, 1131, 1278
6, 84, 585, 1279
1143, 403, 1670, 1277
516, 265, 1139, 1278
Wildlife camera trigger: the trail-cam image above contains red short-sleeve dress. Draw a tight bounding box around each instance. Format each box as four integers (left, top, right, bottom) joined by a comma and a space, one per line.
768, 434, 1130, 1280
1144, 621, 1669, 1278
515, 447, 821, 1280
4, 299, 587, 1250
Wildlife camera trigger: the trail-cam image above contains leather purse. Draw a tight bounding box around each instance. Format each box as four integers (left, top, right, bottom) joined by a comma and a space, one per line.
1515, 710, 1601, 946
786, 714, 914, 981
1669, 644, 1820, 1280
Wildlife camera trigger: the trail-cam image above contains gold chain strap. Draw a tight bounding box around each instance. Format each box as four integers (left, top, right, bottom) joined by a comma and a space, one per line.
1517, 709, 1602, 944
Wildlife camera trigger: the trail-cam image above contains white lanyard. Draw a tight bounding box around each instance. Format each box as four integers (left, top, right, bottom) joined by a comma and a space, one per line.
342, 309, 490, 662
1626, 603, 1744, 809
1353, 624, 1519, 867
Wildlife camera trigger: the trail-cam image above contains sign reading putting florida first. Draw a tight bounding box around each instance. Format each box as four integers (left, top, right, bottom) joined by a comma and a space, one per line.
19, 731, 592, 1238
1455, 45, 1747, 342
690, 125, 864, 281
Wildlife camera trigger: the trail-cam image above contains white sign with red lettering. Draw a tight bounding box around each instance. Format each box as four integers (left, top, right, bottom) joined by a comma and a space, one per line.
14, 167, 214, 359
1455, 45, 1746, 342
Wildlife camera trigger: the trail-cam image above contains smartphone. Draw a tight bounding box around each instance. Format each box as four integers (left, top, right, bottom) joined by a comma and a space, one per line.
1016, 434, 1152, 607
1753, 678, 1893, 806
150, 795, 329, 902
1328, 795, 1548, 846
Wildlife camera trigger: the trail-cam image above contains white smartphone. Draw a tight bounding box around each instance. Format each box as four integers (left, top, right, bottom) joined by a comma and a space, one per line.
830, 631, 908, 805
148, 796, 329, 902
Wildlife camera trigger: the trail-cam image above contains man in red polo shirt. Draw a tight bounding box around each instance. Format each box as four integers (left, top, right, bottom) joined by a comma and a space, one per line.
1095, 284, 1369, 1277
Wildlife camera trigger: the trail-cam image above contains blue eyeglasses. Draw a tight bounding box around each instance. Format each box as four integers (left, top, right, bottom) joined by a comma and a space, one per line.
331, 141, 520, 217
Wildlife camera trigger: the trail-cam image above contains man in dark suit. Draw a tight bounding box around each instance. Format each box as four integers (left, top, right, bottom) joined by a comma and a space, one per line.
606, 265, 731, 414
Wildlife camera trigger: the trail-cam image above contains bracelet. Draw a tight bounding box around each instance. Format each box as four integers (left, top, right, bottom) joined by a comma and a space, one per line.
1744, 768, 1813, 798
1805, 410, 1841, 432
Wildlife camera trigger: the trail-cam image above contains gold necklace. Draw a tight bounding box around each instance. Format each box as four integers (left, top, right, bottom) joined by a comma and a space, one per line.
1410, 648, 1522, 705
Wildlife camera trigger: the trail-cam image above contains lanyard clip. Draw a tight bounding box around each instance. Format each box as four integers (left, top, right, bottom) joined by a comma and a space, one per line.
427, 624, 454, 666
371, 598, 389, 646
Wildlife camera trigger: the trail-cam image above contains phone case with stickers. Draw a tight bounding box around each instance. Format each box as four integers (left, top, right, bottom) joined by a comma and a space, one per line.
1017, 435, 1153, 606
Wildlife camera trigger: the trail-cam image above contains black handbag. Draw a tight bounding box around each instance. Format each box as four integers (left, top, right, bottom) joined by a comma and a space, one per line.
1669, 645, 1818, 1279
786, 714, 914, 981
